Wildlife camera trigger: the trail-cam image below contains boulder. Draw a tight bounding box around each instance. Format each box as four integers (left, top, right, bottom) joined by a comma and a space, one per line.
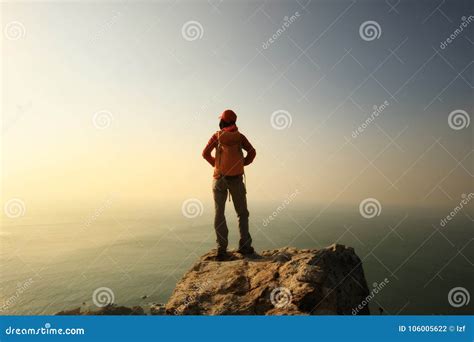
56, 305, 145, 315
166, 244, 370, 315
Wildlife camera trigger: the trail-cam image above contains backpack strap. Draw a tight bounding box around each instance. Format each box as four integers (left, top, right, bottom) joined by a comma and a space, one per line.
241, 133, 246, 189
215, 130, 223, 178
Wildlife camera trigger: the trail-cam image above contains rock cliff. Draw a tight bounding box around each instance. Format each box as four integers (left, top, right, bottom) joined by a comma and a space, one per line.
166, 244, 370, 315
56, 244, 370, 315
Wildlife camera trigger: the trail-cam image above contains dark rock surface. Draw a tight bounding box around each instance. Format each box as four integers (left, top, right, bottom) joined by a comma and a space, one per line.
56, 305, 145, 315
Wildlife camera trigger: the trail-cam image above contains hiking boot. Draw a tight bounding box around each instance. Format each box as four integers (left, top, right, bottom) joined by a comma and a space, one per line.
237, 246, 255, 255
216, 249, 228, 261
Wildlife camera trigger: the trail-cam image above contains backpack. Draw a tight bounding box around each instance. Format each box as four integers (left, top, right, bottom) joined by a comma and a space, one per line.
215, 130, 244, 177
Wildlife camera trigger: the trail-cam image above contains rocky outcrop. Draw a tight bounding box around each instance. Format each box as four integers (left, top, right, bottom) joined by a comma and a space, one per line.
56, 305, 145, 315
166, 244, 370, 315
56, 244, 370, 315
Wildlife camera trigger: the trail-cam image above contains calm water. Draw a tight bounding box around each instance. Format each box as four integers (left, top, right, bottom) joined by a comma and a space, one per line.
1, 203, 472, 315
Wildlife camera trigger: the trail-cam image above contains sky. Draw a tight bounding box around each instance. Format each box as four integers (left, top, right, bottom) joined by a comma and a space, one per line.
1, 0, 473, 214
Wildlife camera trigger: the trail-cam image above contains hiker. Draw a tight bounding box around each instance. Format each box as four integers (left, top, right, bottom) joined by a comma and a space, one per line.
202, 109, 256, 259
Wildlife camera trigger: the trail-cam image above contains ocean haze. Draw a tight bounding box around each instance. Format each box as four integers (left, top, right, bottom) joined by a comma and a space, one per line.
1, 203, 473, 315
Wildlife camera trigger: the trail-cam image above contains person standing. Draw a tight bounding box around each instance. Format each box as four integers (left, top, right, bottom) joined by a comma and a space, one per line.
202, 109, 256, 259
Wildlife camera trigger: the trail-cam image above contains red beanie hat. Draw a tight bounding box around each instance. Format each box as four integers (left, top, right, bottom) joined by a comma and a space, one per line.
218, 109, 237, 122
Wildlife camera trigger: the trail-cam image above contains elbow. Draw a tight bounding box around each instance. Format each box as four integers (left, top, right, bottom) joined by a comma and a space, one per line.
250, 149, 256, 160
244, 149, 256, 165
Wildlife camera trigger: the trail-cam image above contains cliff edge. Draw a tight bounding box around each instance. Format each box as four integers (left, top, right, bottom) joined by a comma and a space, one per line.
56, 244, 370, 315
166, 244, 370, 315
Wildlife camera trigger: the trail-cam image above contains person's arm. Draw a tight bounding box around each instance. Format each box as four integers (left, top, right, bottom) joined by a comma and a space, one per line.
241, 134, 256, 166
202, 133, 218, 166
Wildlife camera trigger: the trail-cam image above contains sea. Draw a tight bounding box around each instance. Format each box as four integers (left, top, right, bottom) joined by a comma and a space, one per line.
1, 202, 472, 315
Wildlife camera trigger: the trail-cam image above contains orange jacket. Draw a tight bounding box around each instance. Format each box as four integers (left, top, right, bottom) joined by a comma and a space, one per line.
202, 125, 256, 178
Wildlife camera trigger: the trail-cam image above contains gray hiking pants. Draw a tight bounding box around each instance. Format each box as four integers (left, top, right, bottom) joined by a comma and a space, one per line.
213, 175, 252, 252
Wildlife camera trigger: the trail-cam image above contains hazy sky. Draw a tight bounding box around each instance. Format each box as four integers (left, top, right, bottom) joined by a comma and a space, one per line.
1, 0, 473, 213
